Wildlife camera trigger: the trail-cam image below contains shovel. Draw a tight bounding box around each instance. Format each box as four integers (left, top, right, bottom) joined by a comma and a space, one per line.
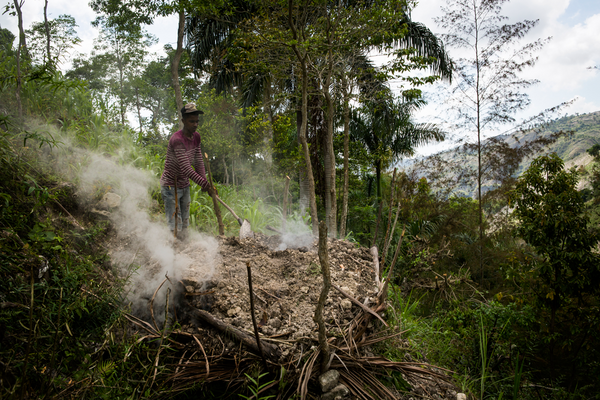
216, 196, 254, 239
204, 152, 253, 239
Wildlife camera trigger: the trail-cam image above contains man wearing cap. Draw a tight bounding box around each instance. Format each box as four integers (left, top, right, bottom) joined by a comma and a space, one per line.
160, 103, 210, 239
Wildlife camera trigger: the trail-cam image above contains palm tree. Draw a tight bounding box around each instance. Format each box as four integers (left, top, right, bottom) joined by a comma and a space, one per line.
350, 93, 444, 201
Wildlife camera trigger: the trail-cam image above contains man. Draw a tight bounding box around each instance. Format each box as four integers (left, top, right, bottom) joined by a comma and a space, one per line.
160, 103, 210, 239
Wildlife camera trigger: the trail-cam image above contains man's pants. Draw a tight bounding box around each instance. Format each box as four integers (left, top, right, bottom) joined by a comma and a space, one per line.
161, 185, 191, 232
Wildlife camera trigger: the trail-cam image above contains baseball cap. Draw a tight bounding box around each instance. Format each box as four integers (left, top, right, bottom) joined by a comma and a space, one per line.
181, 103, 204, 117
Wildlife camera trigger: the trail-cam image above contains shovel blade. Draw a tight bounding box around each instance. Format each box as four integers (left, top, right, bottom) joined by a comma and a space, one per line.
239, 219, 254, 240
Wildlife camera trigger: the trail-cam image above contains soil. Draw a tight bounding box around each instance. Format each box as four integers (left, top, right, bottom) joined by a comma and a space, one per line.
182, 233, 381, 362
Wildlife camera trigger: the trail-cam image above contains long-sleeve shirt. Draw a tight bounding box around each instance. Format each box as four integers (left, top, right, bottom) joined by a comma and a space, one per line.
160, 130, 209, 191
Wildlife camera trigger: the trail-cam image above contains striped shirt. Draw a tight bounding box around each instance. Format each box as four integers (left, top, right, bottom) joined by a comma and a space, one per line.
160, 130, 209, 191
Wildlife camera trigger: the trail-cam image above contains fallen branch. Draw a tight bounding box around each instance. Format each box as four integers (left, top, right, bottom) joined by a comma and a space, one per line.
192, 335, 210, 378
184, 301, 281, 360
265, 225, 283, 234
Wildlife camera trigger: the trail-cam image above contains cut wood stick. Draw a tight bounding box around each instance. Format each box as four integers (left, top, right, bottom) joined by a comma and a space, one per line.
282, 175, 290, 229
54, 200, 84, 230
370, 246, 380, 287
379, 224, 406, 302
332, 284, 388, 327
265, 224, 283, 234
184, 301, 281, 360
174, 178, 178, 239
247, 262, 267, 369
150, 277, 169, 331
316, 221, 331, 373
381, 168, 397, 265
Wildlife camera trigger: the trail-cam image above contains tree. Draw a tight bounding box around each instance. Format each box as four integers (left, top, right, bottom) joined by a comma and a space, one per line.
91, 21, 156, 126
436, 0, 548, 281
511, 153, 600, 333
350, 94, 444, 202
3, 0, 27, 121
89, 0, 223, 128
585, 144, 600, 204
0, 27, 15, 54
186, 0, 451, 237
26, 14, 81, 67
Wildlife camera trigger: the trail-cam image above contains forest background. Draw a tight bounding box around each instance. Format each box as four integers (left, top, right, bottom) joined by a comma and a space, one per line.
1, 0, 600, 399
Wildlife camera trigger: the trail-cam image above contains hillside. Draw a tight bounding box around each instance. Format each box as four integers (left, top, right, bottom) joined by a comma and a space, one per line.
510, 110, 600, 172
408, 110, 600, 196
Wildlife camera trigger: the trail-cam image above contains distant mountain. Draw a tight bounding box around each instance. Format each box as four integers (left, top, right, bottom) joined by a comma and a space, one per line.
506, 111, 600, 173
404, 110, 600, 196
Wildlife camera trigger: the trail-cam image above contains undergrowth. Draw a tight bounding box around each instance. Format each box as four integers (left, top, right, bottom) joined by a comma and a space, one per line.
0, 131, 183, 399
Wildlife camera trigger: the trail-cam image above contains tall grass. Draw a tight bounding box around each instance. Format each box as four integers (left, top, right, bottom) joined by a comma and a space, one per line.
188, 183, 286, 235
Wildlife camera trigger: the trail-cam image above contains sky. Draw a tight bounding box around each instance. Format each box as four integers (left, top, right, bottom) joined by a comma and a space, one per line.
0, 0, 599, 156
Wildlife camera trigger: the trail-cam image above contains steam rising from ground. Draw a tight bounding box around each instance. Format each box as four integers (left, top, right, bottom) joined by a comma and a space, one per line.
44, 132, 219, 322
276, 220, 314, 251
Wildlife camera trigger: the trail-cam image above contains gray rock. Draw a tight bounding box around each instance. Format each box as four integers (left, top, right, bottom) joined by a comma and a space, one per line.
321, 384, 350, 400
340, 299, 352, 310
318, 370, 340, 393
268, 317, 282, 329
103, 192, 121, 208
456, 394, 467, 400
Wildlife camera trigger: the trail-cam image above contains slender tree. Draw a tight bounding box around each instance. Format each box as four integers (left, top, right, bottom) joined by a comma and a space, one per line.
436, 0, 548, 281
26, 15, 81, 67
9, 0, 27, 121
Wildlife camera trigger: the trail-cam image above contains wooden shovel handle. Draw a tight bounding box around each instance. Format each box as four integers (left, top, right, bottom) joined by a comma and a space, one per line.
216, 196, 243, 226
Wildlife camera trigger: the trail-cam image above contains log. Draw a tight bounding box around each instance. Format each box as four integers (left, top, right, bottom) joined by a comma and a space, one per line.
370, 246, 380, 288
184, 301, 281, 360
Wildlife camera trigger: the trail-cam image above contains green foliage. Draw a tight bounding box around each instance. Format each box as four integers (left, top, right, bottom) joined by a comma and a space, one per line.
239, 371, 275, 400
511, 154, 600, 312
25, 14, 82, 67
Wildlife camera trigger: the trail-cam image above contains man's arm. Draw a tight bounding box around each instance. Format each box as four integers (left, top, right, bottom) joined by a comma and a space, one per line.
173, 140, 210, 190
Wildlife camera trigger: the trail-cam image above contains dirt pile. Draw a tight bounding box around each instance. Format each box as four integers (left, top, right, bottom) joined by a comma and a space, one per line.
107, 229, 459, 399
181, 233, 381, 361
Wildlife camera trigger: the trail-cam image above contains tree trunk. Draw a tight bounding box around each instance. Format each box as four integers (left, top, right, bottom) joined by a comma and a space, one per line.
115, 40, 126, 126
222, 156, 229, 185
475, 9, 484, 283
172, 10, 185, 130
323, 42, 337, 238
232, 158, 236, 186
298, 63, 319, 235
381, 168, 397, 263
44, 0, 51, 65
135, 86, 143, 136
262, 78, 273, 165
289, 0, 319, 235
297, 110, 310, 216
14, 0, 26, 122
339, 76, 350, 238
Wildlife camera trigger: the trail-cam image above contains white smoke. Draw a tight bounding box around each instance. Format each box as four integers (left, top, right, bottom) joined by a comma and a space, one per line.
276, 218, 314, 250
41, 129, 219, 324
